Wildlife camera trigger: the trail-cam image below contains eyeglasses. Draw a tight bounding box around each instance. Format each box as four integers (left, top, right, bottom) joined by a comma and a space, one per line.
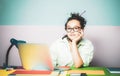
66, 27, 81, 32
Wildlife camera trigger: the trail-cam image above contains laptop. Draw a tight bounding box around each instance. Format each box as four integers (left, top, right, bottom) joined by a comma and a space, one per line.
18, 43, 54, 71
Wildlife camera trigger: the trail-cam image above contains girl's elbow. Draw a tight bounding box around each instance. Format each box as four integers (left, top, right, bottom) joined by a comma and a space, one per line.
74, 63, 83, 68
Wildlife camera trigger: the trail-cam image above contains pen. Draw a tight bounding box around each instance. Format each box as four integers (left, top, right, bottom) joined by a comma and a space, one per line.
58, 70, 61, 76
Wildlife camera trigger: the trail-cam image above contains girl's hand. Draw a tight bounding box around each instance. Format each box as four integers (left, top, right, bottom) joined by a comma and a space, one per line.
72, 29, 84, 43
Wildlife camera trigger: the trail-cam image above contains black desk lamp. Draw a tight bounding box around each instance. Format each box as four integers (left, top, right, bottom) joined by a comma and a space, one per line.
4, 38, 26, 69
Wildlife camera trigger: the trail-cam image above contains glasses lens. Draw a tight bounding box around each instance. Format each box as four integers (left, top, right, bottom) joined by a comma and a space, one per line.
66, 28, 72, 32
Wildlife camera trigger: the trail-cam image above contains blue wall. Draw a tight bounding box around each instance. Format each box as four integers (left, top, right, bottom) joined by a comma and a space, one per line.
0, 0, 120, 25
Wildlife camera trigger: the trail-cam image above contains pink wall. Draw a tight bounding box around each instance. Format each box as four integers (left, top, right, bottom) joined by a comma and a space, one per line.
84, 26, 120, 67
0, 25, 120, 67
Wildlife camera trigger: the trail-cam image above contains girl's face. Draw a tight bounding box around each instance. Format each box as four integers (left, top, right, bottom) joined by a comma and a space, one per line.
66, 19, 81, 40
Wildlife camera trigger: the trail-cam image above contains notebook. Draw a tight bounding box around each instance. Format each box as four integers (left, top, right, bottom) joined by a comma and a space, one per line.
107, 67, 120, 73
18, 43, 54, 71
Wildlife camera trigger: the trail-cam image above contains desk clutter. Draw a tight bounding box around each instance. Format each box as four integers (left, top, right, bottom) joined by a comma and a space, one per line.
1, 67, 120, 76
8, 70, 60, 76
7, 67, 106, 76
67, 70, 105, 75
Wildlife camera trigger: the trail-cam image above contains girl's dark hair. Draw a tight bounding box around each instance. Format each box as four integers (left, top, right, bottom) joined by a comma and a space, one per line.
62, 13, 87, 39
65, 13, 86, 29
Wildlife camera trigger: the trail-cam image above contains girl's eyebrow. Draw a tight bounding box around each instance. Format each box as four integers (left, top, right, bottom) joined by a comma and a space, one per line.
67, 25, 81, 28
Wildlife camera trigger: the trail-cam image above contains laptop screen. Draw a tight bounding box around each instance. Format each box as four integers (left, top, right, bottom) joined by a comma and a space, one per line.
18, 43, 54, 71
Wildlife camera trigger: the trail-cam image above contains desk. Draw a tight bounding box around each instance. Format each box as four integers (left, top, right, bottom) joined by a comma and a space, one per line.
67, 67, 120, 76
0, 67, 120, 76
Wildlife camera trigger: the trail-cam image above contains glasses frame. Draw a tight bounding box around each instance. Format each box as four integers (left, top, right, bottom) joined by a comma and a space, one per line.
65, 27, 81, 32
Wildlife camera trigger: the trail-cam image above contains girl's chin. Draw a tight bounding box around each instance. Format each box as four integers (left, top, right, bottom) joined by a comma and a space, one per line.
68, 37, 76, 40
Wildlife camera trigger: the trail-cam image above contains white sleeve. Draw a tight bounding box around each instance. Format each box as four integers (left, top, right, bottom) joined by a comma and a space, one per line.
49, 42, 58, 67
79, 40, 94, 67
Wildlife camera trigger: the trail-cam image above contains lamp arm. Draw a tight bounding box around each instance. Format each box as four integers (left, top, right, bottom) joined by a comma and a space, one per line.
3, 38, 26, 69
5, 44, 14, 68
